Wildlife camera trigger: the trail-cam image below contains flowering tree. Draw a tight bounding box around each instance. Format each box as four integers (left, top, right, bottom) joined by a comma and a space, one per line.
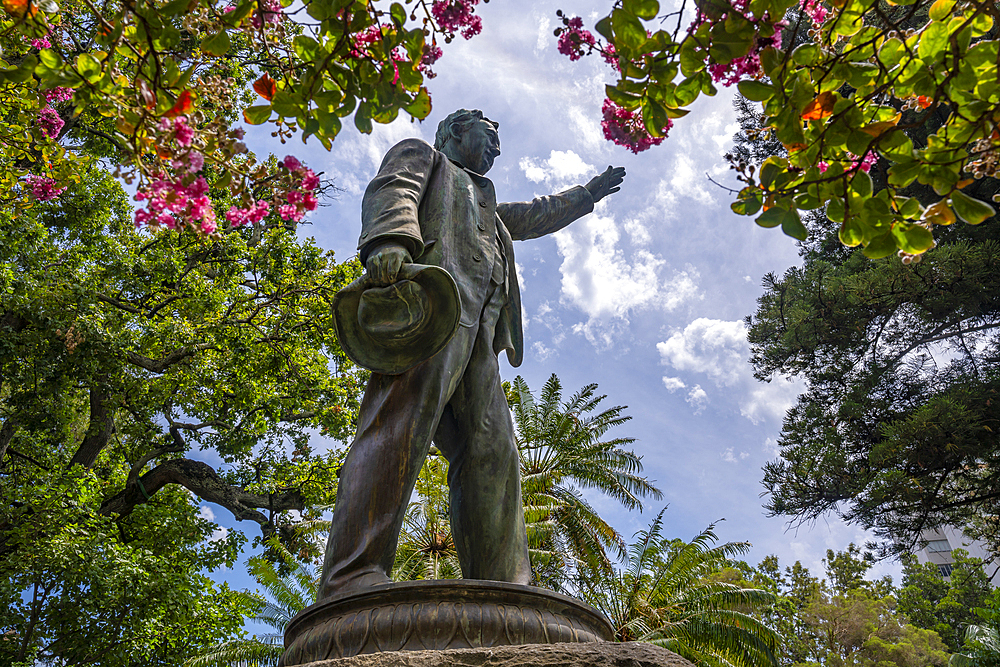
2, 0, 485, 235
556, 0, 999, 259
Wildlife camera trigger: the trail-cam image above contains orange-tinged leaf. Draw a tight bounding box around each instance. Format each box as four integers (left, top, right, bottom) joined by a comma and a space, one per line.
3, 0, 35, 18
923, 200, 956, 225
916, 95, 932, 109
783, 142, 807, 152
957, 179, 974, 189
253, 73, 277, 102
166, 90, 194, 118
801, 92, 836, 121
861, 113, 902, 136
763, 194, 775, 211
137, 79, 156, 110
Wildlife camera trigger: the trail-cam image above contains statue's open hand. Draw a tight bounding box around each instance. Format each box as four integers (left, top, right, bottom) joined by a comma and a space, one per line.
365, 242, 412, 287
585, 166, 626, 203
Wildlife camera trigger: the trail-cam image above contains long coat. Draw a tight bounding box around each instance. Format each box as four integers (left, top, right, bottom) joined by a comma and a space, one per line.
359, 138, 595, 367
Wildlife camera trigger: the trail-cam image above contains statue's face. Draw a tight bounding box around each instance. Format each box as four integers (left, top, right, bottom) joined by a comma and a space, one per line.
454, 118, 501, 174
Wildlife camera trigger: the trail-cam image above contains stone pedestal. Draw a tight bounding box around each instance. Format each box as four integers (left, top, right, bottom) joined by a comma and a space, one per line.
292, 641, 695, 667
279, 581, 615, 666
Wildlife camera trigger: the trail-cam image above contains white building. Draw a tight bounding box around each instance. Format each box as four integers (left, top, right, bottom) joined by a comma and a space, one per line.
915, 525, 1000, 587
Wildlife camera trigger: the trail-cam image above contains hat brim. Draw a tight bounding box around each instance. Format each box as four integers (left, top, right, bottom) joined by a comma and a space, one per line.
333, 264, 461, 375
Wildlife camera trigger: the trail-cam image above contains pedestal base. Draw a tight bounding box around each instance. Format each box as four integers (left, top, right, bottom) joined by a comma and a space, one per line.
291, 641, 695, 667
279, 581, 615, 666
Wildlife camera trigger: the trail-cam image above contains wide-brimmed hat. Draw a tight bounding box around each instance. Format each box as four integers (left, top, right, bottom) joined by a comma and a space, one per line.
332, 264, 461, 375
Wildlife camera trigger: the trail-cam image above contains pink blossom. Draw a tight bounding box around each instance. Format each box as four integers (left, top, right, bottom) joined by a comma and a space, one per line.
286, 190, 302, 205
557, 16, 596, 61
134, 174, 217, 234
302, 192, 318, 211
601, 99, 670, 154
818, 161, 829, 173
226, 200, 271, 228
431, 0, 482, 39
44, 87, 73, 104
173, 117, 195, 146
30, 34, 51, 50
232, 128, 246, 140
800, 0, 828, 25
278, 203, 302, 221
283, 155, 302, 172
25, 174, 66, 201
38, 107, 64, 140
301, 169, 320, 190
252, 0, 283, 28
185, 150, 205, 173
849, 151, 877, 173
421, 43, 443, 78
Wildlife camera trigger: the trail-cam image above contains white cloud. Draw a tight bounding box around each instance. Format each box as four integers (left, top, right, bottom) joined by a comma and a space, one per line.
763, 437, 780, 457
519, 150, 593, 186
662, 376, 687, 392
722, 447, 737, 463
741, 376, 804, 425
658, 318, 804, 423
656, 318, 749, 386
532, 340, 553, 360
198, 505, 229, 542
555, 211, 702, 348
686, 385, 708, 413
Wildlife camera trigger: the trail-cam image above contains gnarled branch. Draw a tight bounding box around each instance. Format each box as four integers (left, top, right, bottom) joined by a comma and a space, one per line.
126, 343, 214, 373
100, 458, 306, 531
68, 386, 115, 469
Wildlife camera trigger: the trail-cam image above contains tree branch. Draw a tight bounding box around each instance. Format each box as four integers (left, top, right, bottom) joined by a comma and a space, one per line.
126, 343, 214, 373
68, 386, 115, 469
100, 458, 306, 531
0, 414, 20, 464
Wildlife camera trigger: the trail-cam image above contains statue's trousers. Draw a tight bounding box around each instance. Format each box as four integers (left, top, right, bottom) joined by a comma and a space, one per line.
319, 279, 531, 600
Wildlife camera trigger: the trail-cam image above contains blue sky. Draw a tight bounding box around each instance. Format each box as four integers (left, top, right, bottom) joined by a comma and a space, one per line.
205, 0, 903, 604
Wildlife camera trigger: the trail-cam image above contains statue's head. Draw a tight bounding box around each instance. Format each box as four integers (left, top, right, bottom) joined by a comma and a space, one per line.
434, 109, 501, 175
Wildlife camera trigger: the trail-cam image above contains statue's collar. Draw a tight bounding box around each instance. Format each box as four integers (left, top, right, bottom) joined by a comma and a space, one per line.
445, 155, 492, 185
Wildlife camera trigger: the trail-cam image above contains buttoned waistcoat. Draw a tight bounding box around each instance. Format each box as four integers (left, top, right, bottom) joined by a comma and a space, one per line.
359, 138, 595, 367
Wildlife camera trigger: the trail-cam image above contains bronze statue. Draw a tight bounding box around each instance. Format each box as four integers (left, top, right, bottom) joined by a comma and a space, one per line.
321, 109, 625, 600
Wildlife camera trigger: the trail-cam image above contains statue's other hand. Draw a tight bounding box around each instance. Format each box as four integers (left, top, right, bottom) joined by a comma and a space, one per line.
585, 165, 626, 203
365, 242, 412, 286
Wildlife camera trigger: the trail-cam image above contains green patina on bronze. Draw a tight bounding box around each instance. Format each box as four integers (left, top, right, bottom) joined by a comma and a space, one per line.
321, 109, 626, 601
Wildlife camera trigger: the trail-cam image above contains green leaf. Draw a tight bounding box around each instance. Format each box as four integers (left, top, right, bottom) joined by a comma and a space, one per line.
390, 2, 406, 27
606, 84, 642, 110
201, 31, 231, 57
679, 39, 704, 76
863, 231, 897, 259
918, 21, 949, 61
731, 188, 764, 216
839, 217, 864, 246
780, 207, 807, 240
898, 197, 923, 219
595, 16, 613, 40
888, 161, 923, 188
791, 43, 819, 65
242, 105, 271, 125
755, 207, 784, 228
951, 190, 996, 225
891, 222, 935, 253
612, 8, 647, 51
624, 0, 659, 20
405, 87, 431, 119
851, 170, 873, 198
38, 49, 62, 69
641, 98, 669, 137
928, 0, 956, 21
737, 79, 774, 102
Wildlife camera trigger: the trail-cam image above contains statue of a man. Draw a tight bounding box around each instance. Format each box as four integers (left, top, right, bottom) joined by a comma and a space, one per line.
319, 109, 625, 600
